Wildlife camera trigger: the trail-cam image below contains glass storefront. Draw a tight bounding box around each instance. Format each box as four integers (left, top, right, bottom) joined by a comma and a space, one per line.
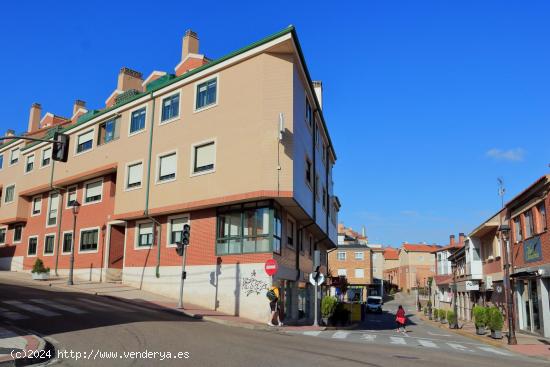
518, 279, 541, 335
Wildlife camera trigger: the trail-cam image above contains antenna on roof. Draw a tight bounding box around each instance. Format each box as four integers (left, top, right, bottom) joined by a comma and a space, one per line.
497, 177, 505, 209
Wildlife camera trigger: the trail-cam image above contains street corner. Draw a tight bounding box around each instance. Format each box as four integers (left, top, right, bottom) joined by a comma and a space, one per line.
0, 324, 51, 366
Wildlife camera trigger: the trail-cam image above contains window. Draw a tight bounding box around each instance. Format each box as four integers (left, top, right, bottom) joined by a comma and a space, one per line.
193, 142, 215, 174
337, 251, 346, 261
76, 130, 94, 153
355, 269, 364, 278
84, 180, 103, 203
287, 219, 295, 248
161, 93, 180, 122
130, 107, 146, 134
137, 222, 154, 247
525, 210, 534, 238
216, 204, 275, 255
514, 217, 523, 242
195, 78, 217, 110
98, 118, 120, 145
44, 235, 55, 255
322, 186, 327, 211
66, 186, 77, 208
355, 252, 364, 260
305, 99, 312, 128
47, 192, 59, 226
538, 203, 547, 232
25, 154, 34, 173
4, 185, 15, 203
305, 158, 312, 187
28, 237, 38, 256
168, 216, 189, 246
41, 148, 51, 167
10, 148, 19, 165
13, 225, 22, 243
126, 162, 143, 189
32, 196, 42, 215
0, 154, 3, 169
337, 269, 347, 276
0, 228, 6, 244
62, 232, 73, 254
158, 152, 177, 182
80, 229, 99, 252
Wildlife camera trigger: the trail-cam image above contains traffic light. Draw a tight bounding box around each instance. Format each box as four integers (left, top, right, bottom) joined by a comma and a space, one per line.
174, 224, 191, 257
52, 132, 69, 162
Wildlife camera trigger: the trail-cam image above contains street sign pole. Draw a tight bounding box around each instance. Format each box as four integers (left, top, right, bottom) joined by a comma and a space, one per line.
313, 250, 320, 327
177, 244, 187, 309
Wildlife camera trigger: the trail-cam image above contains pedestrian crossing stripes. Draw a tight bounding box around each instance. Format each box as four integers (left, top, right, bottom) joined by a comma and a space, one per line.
3, 300, 61, 317
331, 331, 350, 339
361, 334, 376, 341
30, 299, 87, 314
478, 346, 513, 356
447, 343, 471, 351
417, 339, 437, 348
303, 331, 321, 336
390, 336, 406, 345
0, 306, 28, 320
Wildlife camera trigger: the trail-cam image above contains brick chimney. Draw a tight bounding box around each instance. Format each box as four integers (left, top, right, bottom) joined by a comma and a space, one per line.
313, 81, 323, 109
182, 30, 199, 60
449, 234, 455, 246
5, 129, 15, 137
117, 67, 144, 92
28, 103, 42, 133
73, 100, 86, 116
458, 233, 465, 245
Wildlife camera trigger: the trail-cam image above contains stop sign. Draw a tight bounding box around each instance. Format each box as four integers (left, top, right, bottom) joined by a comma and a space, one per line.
264, 259, 278, 276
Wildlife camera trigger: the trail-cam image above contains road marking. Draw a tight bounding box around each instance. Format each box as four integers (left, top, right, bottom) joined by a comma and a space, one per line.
77, 298, 134, 312
0, 327, 17, 338
428, 332, 451, 337
361, 334, 376, 341
390, 337, 406, 345
3, 300, 61, 317
30, 299, 87, 314
418, 339, 438, 348
477, 346, 513, 356
447, 343, 470, 351
0, 306, 29, 320
303, 331, 321, 336
331, 331, 350, 339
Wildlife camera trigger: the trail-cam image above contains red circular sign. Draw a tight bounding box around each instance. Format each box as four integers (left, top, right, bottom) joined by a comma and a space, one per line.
264, 259, 278, 276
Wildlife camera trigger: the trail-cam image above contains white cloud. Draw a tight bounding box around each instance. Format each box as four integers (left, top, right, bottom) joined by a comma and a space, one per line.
486, 148, 525, 162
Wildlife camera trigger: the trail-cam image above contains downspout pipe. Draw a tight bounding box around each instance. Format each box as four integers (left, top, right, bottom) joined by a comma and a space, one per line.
48, 153, 66, 277
142, 92, 161, 278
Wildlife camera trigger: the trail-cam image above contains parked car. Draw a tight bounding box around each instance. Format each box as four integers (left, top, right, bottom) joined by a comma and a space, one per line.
366, 296, 383, 313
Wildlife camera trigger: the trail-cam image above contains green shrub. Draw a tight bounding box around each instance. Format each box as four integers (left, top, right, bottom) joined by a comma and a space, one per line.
321, 296, 337, 318
423, 306, 427, 314
331, 302, 351, 325
473, 305, 486, 328
447, 310, 457, 324
433, 308, 438, 317
488, 307, 504, 331
390, 288, 396, 295
427, 300, 432, 308
31, 258, 50, 274
439, 309, 446, 320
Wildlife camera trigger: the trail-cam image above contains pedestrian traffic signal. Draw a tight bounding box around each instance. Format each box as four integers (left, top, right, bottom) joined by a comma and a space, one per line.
52, 132, 69, 162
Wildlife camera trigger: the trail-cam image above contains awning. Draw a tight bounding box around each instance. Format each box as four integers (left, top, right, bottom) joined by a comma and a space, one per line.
510, 271, 538, 279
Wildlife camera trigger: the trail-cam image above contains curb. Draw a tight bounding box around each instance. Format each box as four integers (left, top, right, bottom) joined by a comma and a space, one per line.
0, 323, 50, 367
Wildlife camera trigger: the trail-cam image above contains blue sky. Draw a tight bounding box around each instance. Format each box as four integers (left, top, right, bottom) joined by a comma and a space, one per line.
1, 1, 549, 246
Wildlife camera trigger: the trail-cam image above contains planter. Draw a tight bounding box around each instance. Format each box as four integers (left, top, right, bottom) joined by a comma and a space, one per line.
476, 326, 486, 335
448, 322, 458, 329
440, 319, 447, 324
322, 317, 329, 326
32, 272, 50, 280
490, 330, 503, 339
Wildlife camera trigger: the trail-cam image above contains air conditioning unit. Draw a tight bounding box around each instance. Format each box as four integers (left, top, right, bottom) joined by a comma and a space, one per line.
486, 276, 493, 290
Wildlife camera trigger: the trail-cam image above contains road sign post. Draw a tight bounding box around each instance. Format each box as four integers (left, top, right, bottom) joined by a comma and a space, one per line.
313, 250, 321, 327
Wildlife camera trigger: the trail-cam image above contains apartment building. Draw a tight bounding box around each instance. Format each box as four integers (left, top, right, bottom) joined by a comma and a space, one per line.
0, 26, 339, 323
384, 243, 439, 292
328, 243, 373, 301
431, 235, 463, 310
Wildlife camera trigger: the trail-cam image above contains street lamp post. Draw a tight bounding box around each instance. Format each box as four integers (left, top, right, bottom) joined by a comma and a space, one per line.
499, 224, 517, 345
451, 261, 459, 329
67, 201, 80, 286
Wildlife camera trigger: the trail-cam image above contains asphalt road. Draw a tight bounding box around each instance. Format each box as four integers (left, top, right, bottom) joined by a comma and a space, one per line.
0, 278, 545, 367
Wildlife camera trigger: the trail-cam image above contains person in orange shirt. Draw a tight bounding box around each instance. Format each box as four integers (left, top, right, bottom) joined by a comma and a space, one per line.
267, 286, 283, 327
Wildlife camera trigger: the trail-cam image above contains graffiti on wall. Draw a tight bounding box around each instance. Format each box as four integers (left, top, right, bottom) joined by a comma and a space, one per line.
241, 270, 269, 296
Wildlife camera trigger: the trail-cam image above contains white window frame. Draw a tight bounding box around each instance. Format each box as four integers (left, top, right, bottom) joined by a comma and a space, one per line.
46, 192, 60, 228
97, 117, 121, 146
43, 233, 56, 256
156, 150, 178, 184
74, 128, 95, 156
193, 74, 219, 113
65, 185, 78, 209
337, 269, 347, 277
166, 214, 190, 248
27, 235, 38, 257
355, 268, 364, 278
124, 160, 144, 191
354, 251, 364, 260
134, 220, 154, 249
4, 184, 16, 204
128, 105, 148, 137
13, 224, 23, 244
61, 230, 74, 255
190, 139, 216, 177
41, 147, 52, 168
337, 251, 346, 261
159, 91, 182, 125
24, 153, 35, 174
83, 178, 104, 205
0, 226, 7, 245
9, 147, 20, 166
31, 195, 42, 216
78, 226, 100, 254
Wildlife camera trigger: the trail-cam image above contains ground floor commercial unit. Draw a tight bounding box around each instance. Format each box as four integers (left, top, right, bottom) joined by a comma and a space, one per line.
512, 266, 550, 338
0, 193, 334, 324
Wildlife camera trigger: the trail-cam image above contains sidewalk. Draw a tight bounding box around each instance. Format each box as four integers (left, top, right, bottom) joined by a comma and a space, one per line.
417, 311, 550, 361
0, 324, 47, 366
0, 271, 326, 332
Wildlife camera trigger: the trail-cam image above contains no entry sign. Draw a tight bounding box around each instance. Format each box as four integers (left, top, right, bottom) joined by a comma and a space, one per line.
264, 259, 278, 276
